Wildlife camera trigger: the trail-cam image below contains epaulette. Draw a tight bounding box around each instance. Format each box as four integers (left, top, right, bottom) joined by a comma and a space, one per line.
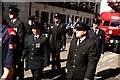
7, 28, 16, 36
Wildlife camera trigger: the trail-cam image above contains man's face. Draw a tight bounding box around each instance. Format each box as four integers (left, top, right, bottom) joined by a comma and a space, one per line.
28, 20, 34, 26
75, 30, 86, 38
54, 18, 60, 23
9, 12, 17, 19
93, 23, 99, 29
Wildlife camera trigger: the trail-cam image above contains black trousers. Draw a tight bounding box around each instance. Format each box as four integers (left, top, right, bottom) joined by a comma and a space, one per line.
12, 60, 24, 80
31, 68, 43, 80
51, 48, 61, 70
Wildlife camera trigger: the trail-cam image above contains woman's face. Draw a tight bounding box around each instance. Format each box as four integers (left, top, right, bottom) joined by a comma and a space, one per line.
32, 28, 40, 35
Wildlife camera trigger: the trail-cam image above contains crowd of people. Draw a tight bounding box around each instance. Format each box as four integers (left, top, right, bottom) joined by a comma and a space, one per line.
1, 4, 106, 80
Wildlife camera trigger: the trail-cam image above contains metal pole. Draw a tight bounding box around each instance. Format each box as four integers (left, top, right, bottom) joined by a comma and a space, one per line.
29, 2, 31, 16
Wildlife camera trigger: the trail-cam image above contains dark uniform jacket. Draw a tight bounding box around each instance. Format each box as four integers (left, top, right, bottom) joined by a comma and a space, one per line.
2, 24, 18, 67
66, 37, 98, 79
22, 34, 49, 69
49, 23, 66, 49
9, 18, 26, 54
24, 23, 32, 35
88, 29, 105, 57
1, 24, 18, 78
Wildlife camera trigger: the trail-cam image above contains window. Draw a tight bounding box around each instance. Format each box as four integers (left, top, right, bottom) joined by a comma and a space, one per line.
110, 22, 120, 27
86, 18, 89, 24
36, 10, 39, 17
50, 13, 53, 23
103, 21, 110, 26
72, 15, 74, 23
67, 15, 70, 23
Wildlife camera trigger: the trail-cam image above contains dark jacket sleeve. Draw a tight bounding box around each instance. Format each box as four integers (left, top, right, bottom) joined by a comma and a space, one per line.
85, 40, 98, 79
43, 37, 50, 67
21, 36, 29, 59
101, 30, 105, 54
62, 24, 66, 46
66, 39, 74, 69
17, 21, 26, 52
3, 36, 14, 68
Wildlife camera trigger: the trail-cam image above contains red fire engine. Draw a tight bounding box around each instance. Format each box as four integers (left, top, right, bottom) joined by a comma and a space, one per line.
99, 0, 120, 53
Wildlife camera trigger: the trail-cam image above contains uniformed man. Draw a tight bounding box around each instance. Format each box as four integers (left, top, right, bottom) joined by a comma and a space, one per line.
48, 13, 66, 70
8, 6, 26, 80
25, 15, 36, 35
88, 18, 105, 60
21, 22, 49, 80
66, 23, 98, 80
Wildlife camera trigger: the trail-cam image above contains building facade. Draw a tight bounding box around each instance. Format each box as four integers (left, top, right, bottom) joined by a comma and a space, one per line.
3, 2, 100, 26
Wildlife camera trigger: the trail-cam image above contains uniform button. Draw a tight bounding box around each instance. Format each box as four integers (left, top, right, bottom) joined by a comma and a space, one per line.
75, 49, 77, 50
31, 57, 33, 59
32, 48, 33, 50
31, 53, 33, 54
74, 60, 76, 62
73, 65, 75, 68
75, 54, 76, 56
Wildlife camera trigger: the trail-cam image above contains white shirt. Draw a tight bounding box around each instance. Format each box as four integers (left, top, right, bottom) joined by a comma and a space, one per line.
94, 29, 99, 35
77, 36, 86, 46
11, 18, 17, 23
34, 35, 39, 39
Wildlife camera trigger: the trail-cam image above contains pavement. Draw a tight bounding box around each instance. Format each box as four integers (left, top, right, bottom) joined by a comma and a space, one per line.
23, 36, 120, 80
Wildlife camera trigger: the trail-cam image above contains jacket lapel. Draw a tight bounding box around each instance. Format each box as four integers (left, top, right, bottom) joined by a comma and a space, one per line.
97, 29, 101, 36
33, 35, 44, 44
77, 38, 87, 48
72, 38, 79, 49
28, 34, 34, 44
10, 19, 19, 27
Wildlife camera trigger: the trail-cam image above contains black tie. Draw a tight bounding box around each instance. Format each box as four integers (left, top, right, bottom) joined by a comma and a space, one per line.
95, 29, 97, 35
10, 21, 13, 25
34, 37, 37, 40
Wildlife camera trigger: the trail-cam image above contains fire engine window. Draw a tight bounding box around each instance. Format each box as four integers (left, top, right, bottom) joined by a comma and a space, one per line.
110, 22, 120, 27
110, 22, 116, 27
103, 21, 110, 26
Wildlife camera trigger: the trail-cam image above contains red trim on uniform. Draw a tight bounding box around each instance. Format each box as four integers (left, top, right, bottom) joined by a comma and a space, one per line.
7, 28, 16, 36
8, 44, 16, 49
0, 37, 2, 42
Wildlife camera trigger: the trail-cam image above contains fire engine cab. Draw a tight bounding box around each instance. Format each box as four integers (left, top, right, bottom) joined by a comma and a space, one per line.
99, 12, 120, 52
99, 1, 120, 53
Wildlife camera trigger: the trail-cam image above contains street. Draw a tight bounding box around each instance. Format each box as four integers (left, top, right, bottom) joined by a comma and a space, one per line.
24, 37, 120, 80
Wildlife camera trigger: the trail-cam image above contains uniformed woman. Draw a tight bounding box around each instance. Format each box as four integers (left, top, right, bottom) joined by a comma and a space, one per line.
22, 22, 49, 80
